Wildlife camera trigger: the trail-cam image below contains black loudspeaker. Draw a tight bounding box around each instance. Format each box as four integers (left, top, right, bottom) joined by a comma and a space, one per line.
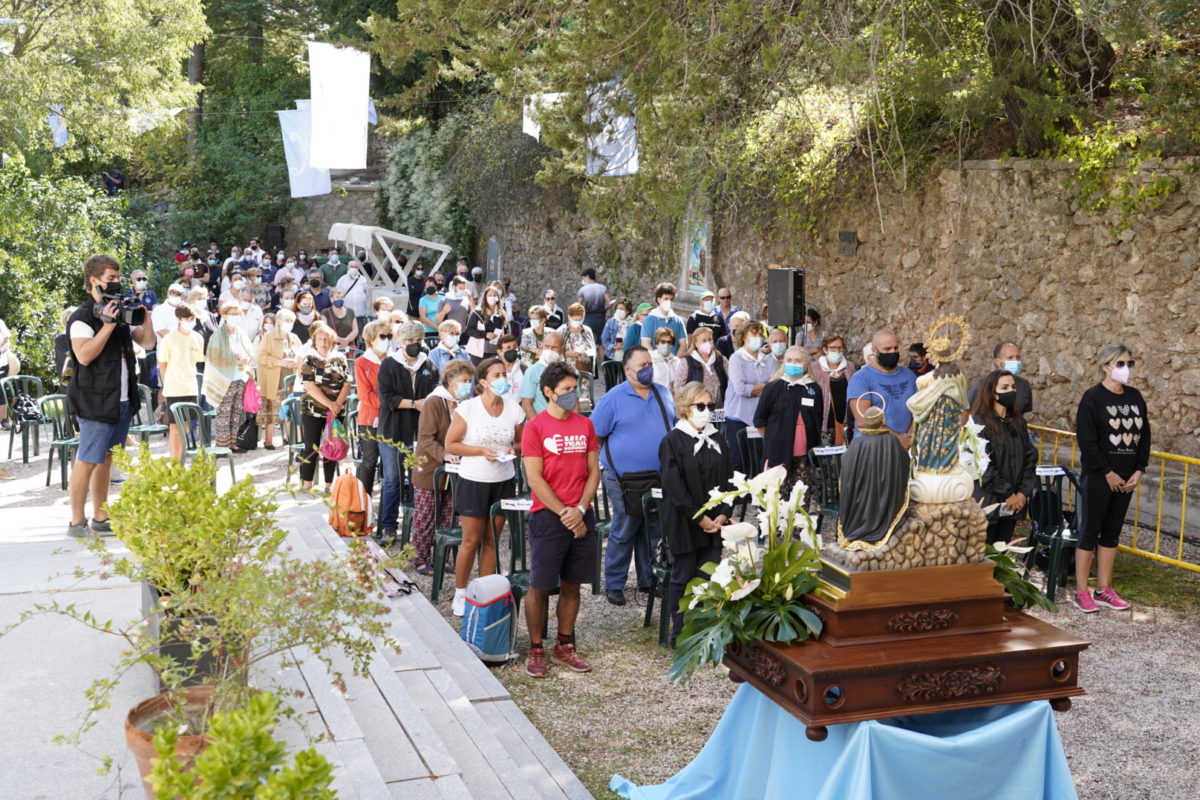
266, 224, 286, 253
766, 266, 805, 332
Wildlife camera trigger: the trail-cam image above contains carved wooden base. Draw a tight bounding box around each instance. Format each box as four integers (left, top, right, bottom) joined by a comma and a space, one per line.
724, 562, 1089, 738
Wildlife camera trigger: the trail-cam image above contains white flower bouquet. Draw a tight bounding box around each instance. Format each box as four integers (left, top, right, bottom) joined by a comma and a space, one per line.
669, 466, 824, 683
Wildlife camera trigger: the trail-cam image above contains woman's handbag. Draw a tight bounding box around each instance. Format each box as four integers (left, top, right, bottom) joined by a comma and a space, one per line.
319, 411, 350, 461
242, 377, 261, 414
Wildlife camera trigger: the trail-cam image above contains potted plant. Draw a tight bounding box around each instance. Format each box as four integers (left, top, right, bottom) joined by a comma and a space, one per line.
669, 466, 825, 683
4, 445, 398, 795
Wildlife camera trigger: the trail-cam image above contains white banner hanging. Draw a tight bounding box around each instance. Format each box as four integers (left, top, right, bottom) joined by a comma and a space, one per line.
47, 105, 68, 148
522, 93, 565, 141
277, 109, 332, 198
307, 43, 370, 169
297, 97, 376, 125
586, 84, 638, 177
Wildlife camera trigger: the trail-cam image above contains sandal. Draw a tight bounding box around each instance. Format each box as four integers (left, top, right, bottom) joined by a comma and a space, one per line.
415, 564, 434, 576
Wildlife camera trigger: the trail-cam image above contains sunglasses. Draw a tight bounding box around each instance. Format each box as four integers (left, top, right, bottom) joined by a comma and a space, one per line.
1113, 359, 1135, 368
691, 402, 717, 412
545, 296, 556, 301
377, 333, 394, 340
717, 295, 731, 299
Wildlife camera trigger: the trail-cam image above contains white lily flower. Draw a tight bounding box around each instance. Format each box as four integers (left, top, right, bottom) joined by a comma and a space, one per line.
992, 540, 1033, 554
729, 578, 761, 601
710, 560, 735, 587
721, 522, 758, 550
747, 465, 787, 500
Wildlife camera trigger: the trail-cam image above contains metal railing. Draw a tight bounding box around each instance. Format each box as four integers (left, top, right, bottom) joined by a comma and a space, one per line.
1030, 425, 1200, 574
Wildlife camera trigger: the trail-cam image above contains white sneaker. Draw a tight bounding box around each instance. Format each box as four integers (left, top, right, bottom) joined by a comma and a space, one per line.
452, 588, 467, 617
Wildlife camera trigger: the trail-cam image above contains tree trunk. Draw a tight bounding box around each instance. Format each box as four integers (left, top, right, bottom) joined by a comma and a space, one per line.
187, 40, 205, 148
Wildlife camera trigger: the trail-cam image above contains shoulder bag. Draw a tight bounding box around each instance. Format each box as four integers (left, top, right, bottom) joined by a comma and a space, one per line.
603, 384, 670, 518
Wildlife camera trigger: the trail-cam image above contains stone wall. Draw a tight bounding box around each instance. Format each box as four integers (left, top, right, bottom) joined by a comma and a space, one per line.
286, 182, 380, 253
478, 157, 1200, 455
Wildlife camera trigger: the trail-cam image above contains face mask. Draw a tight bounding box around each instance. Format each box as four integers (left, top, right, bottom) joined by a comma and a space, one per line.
425, 285, 437, 296
747, 336, 764, 352
439, 336, 457, 349
416, 270, 425, 278
691, 408, 712, 428
634, 365, 655, 385
700, 300, 713, 313
225, 318, 240, 331
371, 338, 389, 355
134, 279, 148, 290
487, 295, 499, 306
232, 280, 244, 290
209, 259, 219, 266
446, 289, 459, 300
473, 273, 483, 282
377, 311, 390, 322
179, 320, 194, 330
277, 257, 285, 264
533, 320, 544, 331
262, 323, 275, 334
405, 341, 423, 358
614, 309, 627, 321
1003, 359, 1021, 376
697, 341, 714, 356
348, 267, 359, 276
541, 349, 561, 365
299, 303, 313, 312
771, 342, 787, 358
502, 349, 519, 364
1110, 364, 1130, 385
784, 363, 805, 379
996, 390, 1017, 410
167, 295, 182, 307
489, 377, 510, 395
298, 254, 307, 262
826, 351, 844, 365
184, 269, 194, 278
656, 343, 671, 356
658, 299, 672, 314
908, 359, 922, 371
282, 299, 295, 310
553, 389, 578, 411
452, 381, 472, 401
309, 280, 321, 289
876, 351, 901, 370
569, 318, 583, 329
333, 299, 345, 308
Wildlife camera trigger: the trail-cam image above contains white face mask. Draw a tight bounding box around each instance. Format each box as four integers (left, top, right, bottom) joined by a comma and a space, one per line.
658, 299, 672, 314
748, 336, 764, 352
691, 408, 712, 428
541, 349, 561, 365
377, 310, 390, 322
614, 309, 627, 321
826, 351, 845, 365
392, 323, 404, 335
262, 323, 275, 334
232, 280, 244, 290
700, 300, 713, 312
179, 320, 194, 330
441, 336, 458, 349
225, 318, 240, 332
569, 318, 583, 329
533, 320, 544, 330
371, 338, 389, 355
167, 295, 182, 307
656, 343, 671, 356
698, 341, 714, 356
487, 295, 499, 306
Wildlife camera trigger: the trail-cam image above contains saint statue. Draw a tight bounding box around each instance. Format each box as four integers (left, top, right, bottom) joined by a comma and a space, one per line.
906, 316, 974, 504
836, 393, 910, 550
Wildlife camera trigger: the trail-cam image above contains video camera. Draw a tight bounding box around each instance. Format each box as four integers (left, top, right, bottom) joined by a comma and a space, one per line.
95, 284, 146, 326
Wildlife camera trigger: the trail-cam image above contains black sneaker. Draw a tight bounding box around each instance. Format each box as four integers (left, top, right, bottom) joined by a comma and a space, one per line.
90, 518, 116, 537
605, 589, 626, 606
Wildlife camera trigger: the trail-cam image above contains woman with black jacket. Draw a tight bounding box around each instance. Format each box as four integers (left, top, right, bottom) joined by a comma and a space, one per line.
753, 347, 823, 492
463, 286, 507, 364
967, 369, 1036, 544
659, 381, 734, 641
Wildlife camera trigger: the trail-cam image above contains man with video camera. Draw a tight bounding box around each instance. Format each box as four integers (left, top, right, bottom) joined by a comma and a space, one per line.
66, 254, 156, 537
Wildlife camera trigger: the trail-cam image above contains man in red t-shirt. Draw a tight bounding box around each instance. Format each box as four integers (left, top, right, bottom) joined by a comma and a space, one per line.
520, 361, 601, 678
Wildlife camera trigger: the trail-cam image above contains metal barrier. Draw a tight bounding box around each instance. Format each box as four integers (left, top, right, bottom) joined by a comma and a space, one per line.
1029, 425, 1200, 574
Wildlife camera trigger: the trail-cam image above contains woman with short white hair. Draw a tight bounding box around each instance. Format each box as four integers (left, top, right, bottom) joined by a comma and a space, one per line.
255, 308, 301, 450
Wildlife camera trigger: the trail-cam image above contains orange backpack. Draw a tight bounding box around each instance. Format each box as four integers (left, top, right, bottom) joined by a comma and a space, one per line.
327, 472, 375, 538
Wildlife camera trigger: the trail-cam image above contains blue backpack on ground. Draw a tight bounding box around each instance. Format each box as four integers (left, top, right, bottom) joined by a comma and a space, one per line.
460, 574, 517, 665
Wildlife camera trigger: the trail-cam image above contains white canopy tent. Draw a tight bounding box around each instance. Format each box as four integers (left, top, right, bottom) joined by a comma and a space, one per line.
326, 223, 453, 312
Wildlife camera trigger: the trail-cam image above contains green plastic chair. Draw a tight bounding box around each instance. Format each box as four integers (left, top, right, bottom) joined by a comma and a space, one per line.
592, 483, 613, 595
3, 375, 46, 463
600, 359, 624, 392
493, 498, 557, 636
281, 396, 307, 485
170, 402, 235, 482
807, 445, 847, 536
735, 427, 764, 520
640, 490, 673, 648
429, 465, 462, 604
1024, 467, 1084, 602
39, 394, 78, 490
129, 383, 169, 444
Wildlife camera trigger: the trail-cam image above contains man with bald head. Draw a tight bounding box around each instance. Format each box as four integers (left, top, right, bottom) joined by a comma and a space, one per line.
847, 330, 918, 447
967, 341, 1033, 415
521, 331, 566, 420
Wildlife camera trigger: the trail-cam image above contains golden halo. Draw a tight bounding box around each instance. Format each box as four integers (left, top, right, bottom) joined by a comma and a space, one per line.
923, 314, 970, 363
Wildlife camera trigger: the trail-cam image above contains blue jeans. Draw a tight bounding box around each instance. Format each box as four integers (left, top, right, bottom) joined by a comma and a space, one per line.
603, 471, 652, 592
379, 440, 404, 531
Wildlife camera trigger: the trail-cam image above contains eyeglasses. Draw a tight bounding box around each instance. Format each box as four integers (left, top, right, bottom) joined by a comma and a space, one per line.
377, 333, 394, 340
691, 402, 717, 412
1113, 359, 1136, 368
545, 296, 556, 301
717, 295, 731, 300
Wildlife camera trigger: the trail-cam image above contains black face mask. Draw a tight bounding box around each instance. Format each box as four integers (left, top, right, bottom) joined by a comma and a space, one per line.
405, 342, 423, 358
310, 279, 321, 289
424, 285, 437, 296
996, 390, 1017, 410
502, 349, 518, 364
876, 351, 901, 370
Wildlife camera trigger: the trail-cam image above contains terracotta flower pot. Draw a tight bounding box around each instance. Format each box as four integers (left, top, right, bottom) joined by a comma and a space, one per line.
124, 685, 213, 799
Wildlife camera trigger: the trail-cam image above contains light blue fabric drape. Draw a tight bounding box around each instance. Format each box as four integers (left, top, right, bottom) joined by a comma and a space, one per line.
611, 685, 1077, 800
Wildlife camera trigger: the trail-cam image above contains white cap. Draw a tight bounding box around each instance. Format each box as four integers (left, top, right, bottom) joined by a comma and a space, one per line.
167, 283, 186, 295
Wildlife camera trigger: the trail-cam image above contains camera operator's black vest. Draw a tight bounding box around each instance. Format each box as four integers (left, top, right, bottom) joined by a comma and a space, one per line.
66, 302, 138, 423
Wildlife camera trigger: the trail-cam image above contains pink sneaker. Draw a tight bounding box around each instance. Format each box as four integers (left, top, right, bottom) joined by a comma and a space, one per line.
1093, 587, 1131, 610
1072, 590, 1099, 613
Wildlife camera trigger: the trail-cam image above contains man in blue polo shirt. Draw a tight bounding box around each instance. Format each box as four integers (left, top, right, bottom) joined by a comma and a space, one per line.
847, 329, 918, 448
590, 346, 675, 605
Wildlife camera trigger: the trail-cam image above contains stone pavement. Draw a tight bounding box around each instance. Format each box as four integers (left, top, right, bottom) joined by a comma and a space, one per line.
0, 440, 591, 799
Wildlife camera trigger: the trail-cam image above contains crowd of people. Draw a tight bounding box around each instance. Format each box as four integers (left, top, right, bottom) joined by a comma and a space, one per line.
20, 242, 1148, 677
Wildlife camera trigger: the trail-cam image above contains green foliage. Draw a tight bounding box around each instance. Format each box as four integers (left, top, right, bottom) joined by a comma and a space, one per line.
0, 0, 206, 162
149, 691, 336, 799
985, 542, 1057, 612
378, 120, 474, 256
0, 158, 162, 383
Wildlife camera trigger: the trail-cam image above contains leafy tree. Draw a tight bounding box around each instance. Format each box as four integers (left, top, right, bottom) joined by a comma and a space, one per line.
0, 0, 207, 162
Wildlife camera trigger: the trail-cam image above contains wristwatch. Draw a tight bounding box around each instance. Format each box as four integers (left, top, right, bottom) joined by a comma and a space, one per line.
575, 504, 586, 515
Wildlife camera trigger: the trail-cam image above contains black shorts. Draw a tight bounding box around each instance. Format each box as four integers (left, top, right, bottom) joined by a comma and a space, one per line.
528, 509, 597, 592
453, 476, 516, 519
165, 396, 194, 419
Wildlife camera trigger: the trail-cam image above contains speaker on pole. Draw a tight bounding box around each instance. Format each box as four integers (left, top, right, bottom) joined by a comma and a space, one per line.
766, 265, 806, 334
266, 224, 286, 253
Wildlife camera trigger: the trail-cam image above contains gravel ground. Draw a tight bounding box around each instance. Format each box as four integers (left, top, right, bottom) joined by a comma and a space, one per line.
5, 441, 1199, 799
